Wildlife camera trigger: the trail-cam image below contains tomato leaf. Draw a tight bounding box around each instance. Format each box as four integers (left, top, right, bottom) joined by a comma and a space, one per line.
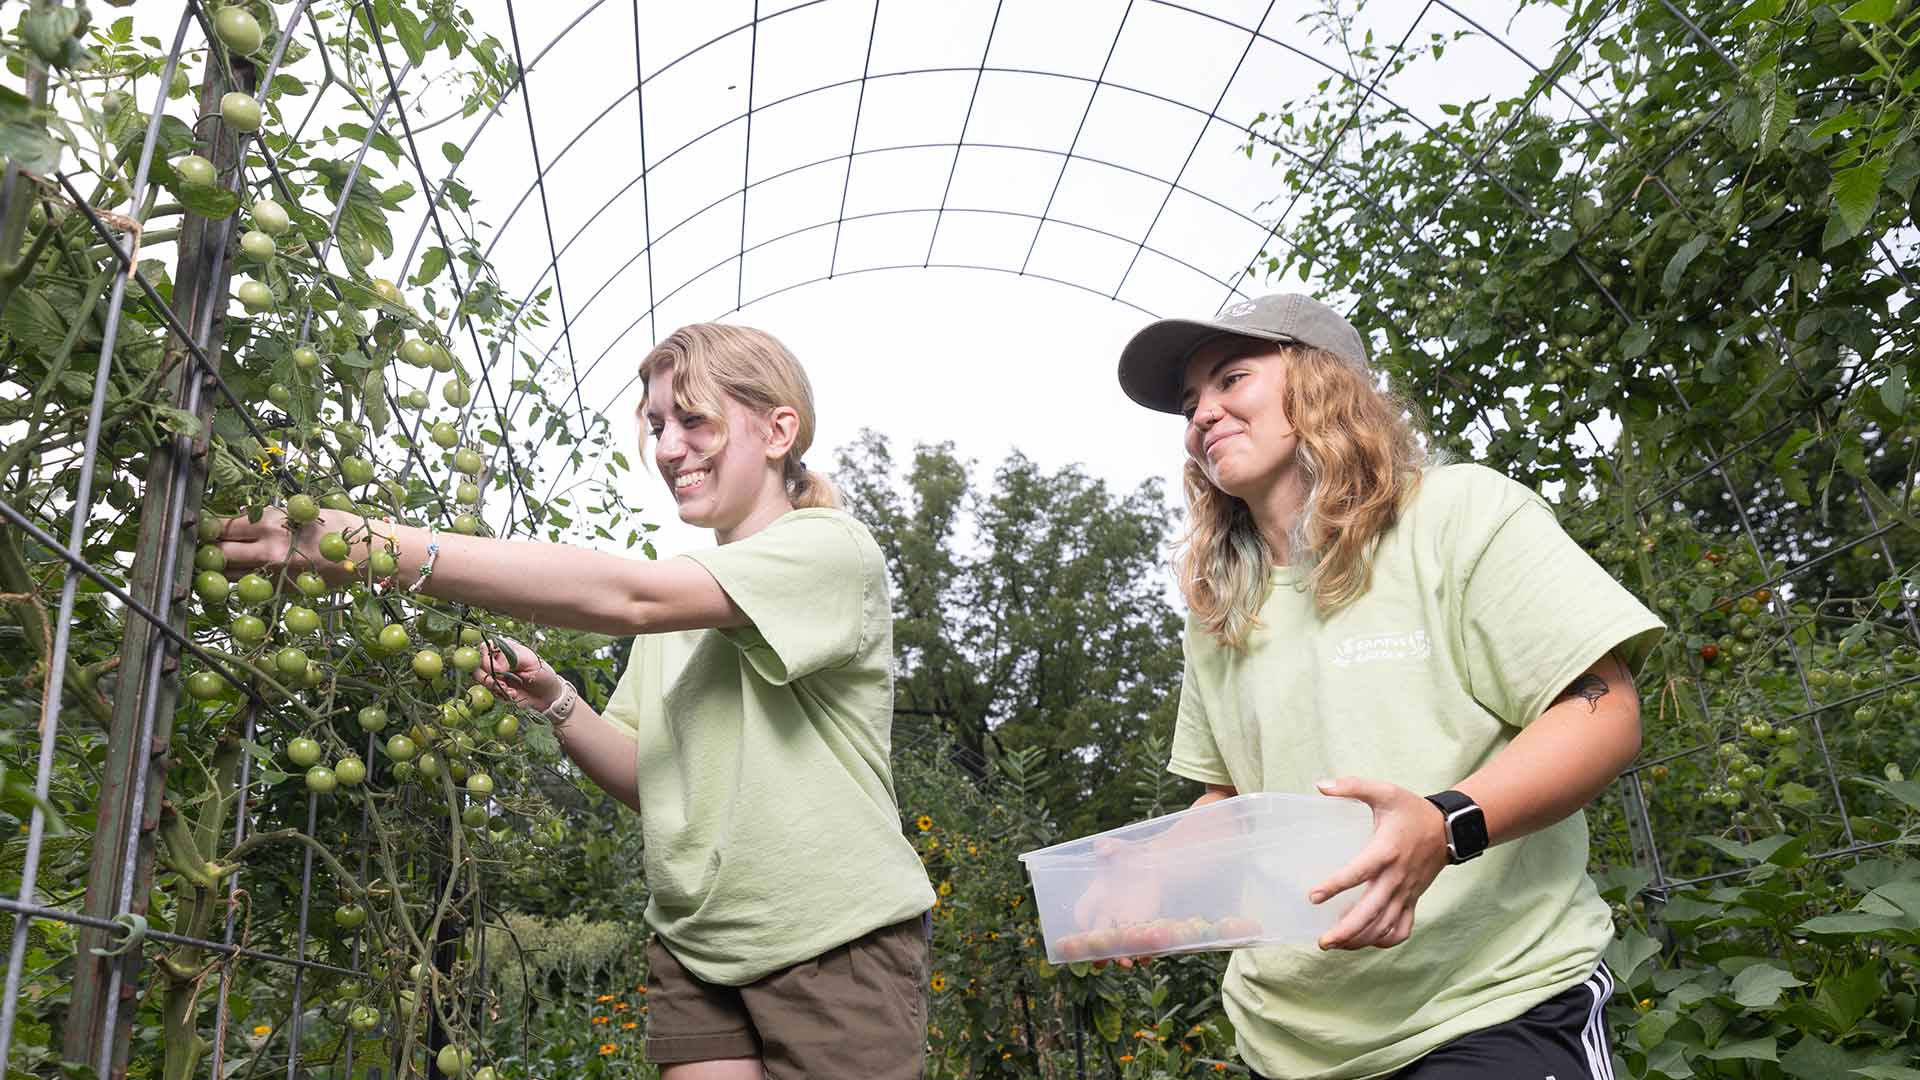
1823, 159, 1886, 249
1880, 363, 1908, 415
412, 246, 448, 287
1731, 0, 1784, 24
175, 183, 240, 219
1663, 234, 1711, 293
1730, 963, 1803, 1008
1839, 0, 1896, 22
0, 95, 61, 175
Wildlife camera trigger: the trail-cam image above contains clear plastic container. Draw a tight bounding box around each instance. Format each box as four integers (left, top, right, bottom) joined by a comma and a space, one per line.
1018, 793, 1375, 964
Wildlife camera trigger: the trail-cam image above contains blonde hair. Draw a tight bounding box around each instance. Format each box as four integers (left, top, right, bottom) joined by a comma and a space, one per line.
1176, 344, 1427, 648
637, 323, 842, 511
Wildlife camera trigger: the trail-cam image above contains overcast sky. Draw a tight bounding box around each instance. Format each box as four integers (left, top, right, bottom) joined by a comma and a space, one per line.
113, 0, 1577, 568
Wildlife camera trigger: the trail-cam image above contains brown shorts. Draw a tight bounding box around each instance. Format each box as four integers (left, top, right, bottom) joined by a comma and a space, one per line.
643, 913, 931, 1077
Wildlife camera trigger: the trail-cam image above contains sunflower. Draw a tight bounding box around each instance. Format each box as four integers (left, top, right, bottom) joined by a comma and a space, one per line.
937, 880, 952, 896
915, 814, 933, 832
929, 973, 948, 993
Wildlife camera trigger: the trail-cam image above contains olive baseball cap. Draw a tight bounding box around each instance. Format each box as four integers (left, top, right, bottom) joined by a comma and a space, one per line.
1117, 292, 1369, 414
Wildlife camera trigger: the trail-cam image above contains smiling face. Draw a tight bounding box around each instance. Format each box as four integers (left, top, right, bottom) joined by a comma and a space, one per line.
643, 364, 794, 541
1179, 336, 1301, 502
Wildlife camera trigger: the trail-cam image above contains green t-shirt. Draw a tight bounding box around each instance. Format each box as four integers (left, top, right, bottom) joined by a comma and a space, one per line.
599, 508, 934, 986
1170, 464, 1665, 1080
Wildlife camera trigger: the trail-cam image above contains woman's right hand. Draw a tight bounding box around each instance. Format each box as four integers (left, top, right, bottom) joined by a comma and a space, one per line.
476, 636, 564, 712
1069, 837, 1164, 968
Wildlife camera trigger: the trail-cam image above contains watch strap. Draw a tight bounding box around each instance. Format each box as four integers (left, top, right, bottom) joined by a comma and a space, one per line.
1424, 789, 1487, 864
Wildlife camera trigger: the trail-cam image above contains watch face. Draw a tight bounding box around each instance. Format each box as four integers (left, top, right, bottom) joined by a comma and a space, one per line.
1451, 807, 1490, 859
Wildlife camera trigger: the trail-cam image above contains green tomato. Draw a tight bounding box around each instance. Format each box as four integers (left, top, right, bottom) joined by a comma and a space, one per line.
289, 344, 319, 370
465, 772, 494, 797
379, 623, 410, 652
335, 756, 367, 786
186, 670, 227, 701
194, 570, 230, 604
305, 765, 337, 794
282, 605, 320, 635
435, 1045, 471, 1077
405, 389, 430, 410
385, 734, 418, 762
274, 646, 309, 678
213, 6, 263, 54
465, 685, 493, 713
286, 493, 319, 523
453, 448, 484, 475
252, 198, 290, 235
348, 1004, 380, 1032
174, 154, 215, 188
372, 278, 403, 305
369, 550, 398, 577
195, 544, 226, 571
237, 280, 273, 314
400, 338, 434, 367
451, 513, 479, 536
430, 346, 456, 373
295, 571, 328, 597
341, 456, 375, 486
416, 752, 443, 779
462, 804, 489, 828
318, 532, 351, 562
335, 902, 366, 928
358, 706, 388, 732
451, 646, 480, 673
412, 649, 444, 680
196, 515, 224, 542
456, 481, 480, 505
235, 573, 275, 605
287, 736, 322, 767
443, 380, 471, 407
266, 382, 293, 409
230, 613, 268, 644
431, 422, 459, 449
459, 626, 484, 646
493, 714, 520, 741
220, 91, 262, 133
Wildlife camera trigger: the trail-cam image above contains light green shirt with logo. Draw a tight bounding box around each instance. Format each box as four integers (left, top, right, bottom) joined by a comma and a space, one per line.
1170, 463, 1665, 1079
600, 508, 934, 986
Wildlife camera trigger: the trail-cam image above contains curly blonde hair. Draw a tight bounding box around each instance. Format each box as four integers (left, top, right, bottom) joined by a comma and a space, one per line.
637, 323, 841, 510
1176, 344, 1427, 648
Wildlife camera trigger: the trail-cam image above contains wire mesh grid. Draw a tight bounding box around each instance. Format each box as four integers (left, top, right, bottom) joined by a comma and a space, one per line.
0, 0, 1915, 1076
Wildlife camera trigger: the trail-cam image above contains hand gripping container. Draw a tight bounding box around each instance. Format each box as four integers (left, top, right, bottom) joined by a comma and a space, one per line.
1018, 793, 1375, 963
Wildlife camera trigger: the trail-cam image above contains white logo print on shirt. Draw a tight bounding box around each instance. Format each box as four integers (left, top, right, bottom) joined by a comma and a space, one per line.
1330, 629, 1433, 667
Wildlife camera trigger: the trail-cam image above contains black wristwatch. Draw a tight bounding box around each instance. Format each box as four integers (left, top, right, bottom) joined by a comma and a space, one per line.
1425, 789, 1488, 865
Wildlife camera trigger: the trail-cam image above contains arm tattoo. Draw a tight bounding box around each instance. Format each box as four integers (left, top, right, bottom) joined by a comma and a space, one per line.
1554, 674, 1611, 711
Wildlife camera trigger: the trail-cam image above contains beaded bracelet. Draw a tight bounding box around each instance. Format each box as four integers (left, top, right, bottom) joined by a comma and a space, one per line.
407, 528, 440, 593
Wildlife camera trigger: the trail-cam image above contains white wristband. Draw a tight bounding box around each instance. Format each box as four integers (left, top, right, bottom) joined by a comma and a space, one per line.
542, 678, 578, 727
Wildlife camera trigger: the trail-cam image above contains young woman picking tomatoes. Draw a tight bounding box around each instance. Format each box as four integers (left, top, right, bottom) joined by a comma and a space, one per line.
216, 324, 934, 1079
1103, 293, 1665, 1080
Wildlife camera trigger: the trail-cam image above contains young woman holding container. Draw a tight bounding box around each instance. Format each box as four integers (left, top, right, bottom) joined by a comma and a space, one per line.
216, 324, 934, 1079
1099, 293, 1665, 1080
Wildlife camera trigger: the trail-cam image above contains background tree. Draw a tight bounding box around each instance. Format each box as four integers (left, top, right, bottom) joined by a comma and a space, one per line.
837, 429, 1189, 836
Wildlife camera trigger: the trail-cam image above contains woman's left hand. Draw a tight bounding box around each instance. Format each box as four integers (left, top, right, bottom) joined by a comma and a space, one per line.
1307, 776, 1450, 951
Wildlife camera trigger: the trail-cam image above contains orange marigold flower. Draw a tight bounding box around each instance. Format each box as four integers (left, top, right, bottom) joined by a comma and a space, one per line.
251, 1025, 272, 1037
596, 993, 615, 1003
1213, 1065, 1228, 1072
1119, 1054, 1135, 1063
614, 1002, 629, 1011
636, 986, 648, 993
598, 1043, 617, 1055
592, 1016, 609, 1024
622, 1021, 638, 1030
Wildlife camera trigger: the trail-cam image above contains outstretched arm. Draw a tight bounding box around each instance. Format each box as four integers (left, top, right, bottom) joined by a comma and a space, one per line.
215, 507, 747, 636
